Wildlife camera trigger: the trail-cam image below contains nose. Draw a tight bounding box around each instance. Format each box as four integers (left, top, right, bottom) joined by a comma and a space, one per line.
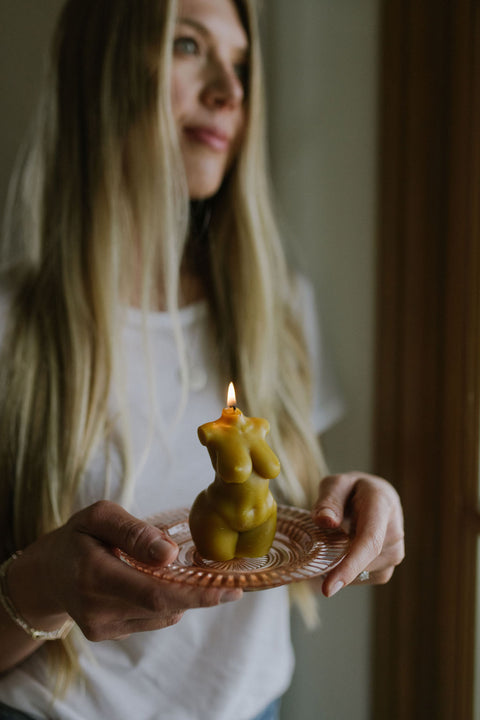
202, 60, 244, 109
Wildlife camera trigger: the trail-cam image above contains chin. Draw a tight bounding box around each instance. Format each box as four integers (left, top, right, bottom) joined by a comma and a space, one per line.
184, 161, 230, 200
189, 189, 220, 200
188, 180, 224, 200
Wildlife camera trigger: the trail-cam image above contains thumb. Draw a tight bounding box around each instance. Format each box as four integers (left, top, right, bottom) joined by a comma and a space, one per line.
312, 474, 354, 528
80, 501, 178, 566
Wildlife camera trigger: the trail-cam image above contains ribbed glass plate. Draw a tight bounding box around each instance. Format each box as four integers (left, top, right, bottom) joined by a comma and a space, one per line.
114, 505, 350, 591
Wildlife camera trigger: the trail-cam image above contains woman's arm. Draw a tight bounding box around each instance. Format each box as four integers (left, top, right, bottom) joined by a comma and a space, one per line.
0, 549, 74, 671
312, 470, 405, 597
0, 501, 242, 673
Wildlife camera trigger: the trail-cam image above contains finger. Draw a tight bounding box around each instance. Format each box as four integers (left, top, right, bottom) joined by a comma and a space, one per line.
91, 612, 186, 641
75, 501, 179, 565
135, 576, 243, 614
94, 552, 243, 614
122, 611, 185, 633
349, 566, 395, 586
312, 474, 355, 528
321, 489, 391, 597
72, 550, 243, 634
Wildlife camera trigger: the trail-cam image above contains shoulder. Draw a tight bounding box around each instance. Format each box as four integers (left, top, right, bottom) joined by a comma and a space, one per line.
289, 271, 345, 433
288, 270, 315, 306
288, 271, 318, 334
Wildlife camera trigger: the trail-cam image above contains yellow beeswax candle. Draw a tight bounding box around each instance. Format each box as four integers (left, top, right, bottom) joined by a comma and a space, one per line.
189, 383, 280, 561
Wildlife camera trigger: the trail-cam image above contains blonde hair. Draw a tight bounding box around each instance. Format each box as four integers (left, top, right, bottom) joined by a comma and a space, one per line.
204, 6, 328, 505
0, 0, 327, 694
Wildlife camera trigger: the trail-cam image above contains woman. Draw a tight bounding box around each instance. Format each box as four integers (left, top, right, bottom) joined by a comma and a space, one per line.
0, 1, 404, 718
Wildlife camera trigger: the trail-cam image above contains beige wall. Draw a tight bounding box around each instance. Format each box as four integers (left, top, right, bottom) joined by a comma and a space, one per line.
0, 2, 378, 718
262, 2, 378, 719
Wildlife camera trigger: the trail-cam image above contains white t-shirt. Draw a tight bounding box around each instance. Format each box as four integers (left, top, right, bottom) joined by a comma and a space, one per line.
0, 277, 343, 720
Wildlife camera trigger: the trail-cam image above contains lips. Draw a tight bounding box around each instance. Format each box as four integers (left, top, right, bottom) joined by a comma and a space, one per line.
184, 125, 231, 152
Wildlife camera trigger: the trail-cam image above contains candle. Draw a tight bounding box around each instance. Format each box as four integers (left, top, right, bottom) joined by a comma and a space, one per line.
189, 383, 280, 561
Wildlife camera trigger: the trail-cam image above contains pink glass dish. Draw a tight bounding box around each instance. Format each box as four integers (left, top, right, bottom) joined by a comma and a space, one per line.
114, 505, 350, 591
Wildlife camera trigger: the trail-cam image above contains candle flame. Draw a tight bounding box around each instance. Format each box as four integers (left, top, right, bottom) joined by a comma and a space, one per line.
227, 382, 237, 408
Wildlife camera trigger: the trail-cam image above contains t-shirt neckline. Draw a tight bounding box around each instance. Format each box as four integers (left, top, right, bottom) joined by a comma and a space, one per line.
125, 299, 208, 329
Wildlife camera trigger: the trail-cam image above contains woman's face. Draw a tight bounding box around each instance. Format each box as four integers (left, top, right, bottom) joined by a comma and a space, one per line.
171, 0, 249, 199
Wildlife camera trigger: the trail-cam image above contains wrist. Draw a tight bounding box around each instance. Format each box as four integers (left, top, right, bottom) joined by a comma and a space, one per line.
1, 551, 73, 641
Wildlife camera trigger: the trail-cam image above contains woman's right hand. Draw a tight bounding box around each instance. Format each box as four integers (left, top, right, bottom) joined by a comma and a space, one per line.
5, 501, 243, 646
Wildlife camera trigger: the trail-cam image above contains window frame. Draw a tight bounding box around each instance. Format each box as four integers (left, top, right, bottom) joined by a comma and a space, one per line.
373, 1, 480, 717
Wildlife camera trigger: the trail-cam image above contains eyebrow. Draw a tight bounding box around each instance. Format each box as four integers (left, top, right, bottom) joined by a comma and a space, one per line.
176, 17, 209, 36
175, 17, 249, 58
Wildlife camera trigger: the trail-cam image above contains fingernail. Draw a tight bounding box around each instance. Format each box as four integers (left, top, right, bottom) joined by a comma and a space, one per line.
149, 534, 176, 561
220, 590, 242, 603
318, 508, 336, 519
328, 580, 344, 597
159, 531, 177, 546
314, 508, 338, 526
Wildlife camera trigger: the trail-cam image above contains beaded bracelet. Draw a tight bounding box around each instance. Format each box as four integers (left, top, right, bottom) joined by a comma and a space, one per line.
0, 551, 74, 641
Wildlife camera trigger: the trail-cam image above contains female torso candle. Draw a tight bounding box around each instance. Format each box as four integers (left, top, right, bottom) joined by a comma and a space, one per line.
189, 383, 280, 561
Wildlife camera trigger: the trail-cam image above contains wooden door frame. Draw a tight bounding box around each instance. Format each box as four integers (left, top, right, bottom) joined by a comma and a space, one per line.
373, 1, 480, 718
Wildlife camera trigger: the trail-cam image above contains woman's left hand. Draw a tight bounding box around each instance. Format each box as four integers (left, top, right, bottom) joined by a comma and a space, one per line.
312, 472, 405, 597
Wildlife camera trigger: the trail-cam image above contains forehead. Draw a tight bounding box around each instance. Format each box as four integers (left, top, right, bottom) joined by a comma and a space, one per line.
176, 0, 249, 51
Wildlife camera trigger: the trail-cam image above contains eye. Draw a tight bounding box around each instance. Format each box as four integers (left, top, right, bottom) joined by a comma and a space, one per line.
173, 36, 200, 56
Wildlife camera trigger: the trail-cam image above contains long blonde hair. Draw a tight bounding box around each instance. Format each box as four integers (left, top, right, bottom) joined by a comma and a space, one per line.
0, 0, 327, 693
